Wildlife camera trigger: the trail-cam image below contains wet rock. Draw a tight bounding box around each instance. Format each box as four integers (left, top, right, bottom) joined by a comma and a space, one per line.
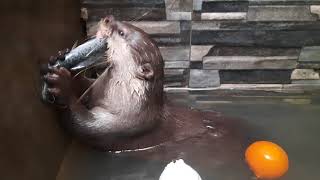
165, 61, 190, 69
201, 1, 249, 12
82, 0, 165, 8
291, 69, 320, 80
191, 30, 320, 47
203, 56, 297, 70
283, 98, 311, 105
165, 0, 193, 11
165, 0, 193, 20
311, 5, 320, 18
150, 21, 190, 46
192, 21, 320, 31
224, 21, 320, 31
153, 36, 182, 46
219, 70, 293, 84
190, 45, 213, 61
282, 84, 320, 92
297, 63, 320, 69
87, 21, 181, 36
160, 46, 190, 61
247, 5, 318, 21
201, 12, 247, 20
292, 80, 320, 84
86, 7, 166, 21
164, 69, 188, 87
206, 46, 301, 57
167, 12, 192, 20
189, 69, 220, 88
129, 21, 181, 34
248, 0, 320, 5
299, 46, 320, 63
192, 21, 220, 31
190, 61, 203, 69
193, 0, 203, 11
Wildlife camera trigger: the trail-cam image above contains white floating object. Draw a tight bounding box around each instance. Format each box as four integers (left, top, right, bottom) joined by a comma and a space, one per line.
159, 159, 202, 180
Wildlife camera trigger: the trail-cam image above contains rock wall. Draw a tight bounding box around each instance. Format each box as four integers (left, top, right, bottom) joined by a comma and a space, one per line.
82, 0, 320, 89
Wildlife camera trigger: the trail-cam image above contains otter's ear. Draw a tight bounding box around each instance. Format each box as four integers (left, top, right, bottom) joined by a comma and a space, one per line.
136, 63, 154, 80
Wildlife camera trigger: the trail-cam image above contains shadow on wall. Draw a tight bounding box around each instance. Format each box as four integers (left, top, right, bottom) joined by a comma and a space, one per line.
0, 0, 82, 180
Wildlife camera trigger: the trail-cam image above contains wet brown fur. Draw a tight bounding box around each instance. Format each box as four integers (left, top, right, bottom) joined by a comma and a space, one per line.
44, 16, 238, 151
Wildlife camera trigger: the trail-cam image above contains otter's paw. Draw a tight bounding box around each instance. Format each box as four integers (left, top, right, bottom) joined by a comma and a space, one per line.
40, 49, 70, 75
43, 67, 74, 104
49, 49, 70, 64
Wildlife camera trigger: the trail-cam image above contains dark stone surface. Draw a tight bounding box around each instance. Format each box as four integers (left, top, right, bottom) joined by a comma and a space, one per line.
190, 61, 203, 69
166, 0, 193, 11
191, 45, 214, 61
220, 70, 293, 84
189, 69, 220, 88
82, 0, 165, 8
165, 61, 190, 69
206, 46, 301, 56
247, 5, 318, 21
138, 21, 191, 46
200, 12, 247, 20
291, 69, 319, 80
87, 20, 181, 37
180, 20, 192, 44
87, 8, 166, 21
152, 36, 182, 46
180, 20, 192, 31
179, 0, 193, 11
203, 56, 297, 70
82, 0, 320, 88
160, 46, 190, 61
292, 80, 320, 84
249, 0, 320, 5
164, 69, 188, 87
202, 1, 249, 12
299, 46, 320, 63
192, 11, 202, 21
192, 30, 320, 47
297, 63, 320, 69
218, 21, 320, 31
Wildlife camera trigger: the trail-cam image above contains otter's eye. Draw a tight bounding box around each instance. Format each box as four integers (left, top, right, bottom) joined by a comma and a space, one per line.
118, 30, 125, 37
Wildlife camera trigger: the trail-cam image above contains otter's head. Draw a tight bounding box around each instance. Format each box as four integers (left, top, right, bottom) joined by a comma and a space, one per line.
96, 16, 164, 106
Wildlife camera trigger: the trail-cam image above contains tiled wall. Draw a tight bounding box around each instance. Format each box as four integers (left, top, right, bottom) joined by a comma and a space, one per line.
81, 0, 320, 88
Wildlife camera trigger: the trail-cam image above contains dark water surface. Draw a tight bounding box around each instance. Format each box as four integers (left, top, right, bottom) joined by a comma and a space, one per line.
57, 91, 320, 180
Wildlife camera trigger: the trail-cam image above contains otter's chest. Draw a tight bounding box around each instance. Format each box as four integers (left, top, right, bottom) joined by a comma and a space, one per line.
89, 71, 146, 110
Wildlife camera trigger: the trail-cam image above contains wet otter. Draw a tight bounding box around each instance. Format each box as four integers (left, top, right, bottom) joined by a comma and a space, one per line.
42, 16, 250, 153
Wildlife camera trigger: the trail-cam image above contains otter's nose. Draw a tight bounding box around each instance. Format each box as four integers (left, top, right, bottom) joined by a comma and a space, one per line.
103, 15, 115, 25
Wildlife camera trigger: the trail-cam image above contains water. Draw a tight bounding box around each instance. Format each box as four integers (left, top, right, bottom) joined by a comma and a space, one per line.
57, 91, 320, 180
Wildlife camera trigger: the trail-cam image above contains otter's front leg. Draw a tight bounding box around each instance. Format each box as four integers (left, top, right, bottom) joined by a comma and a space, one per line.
43, 66, 137, 149
41, 50, 95, 104
43, 67, 77, 104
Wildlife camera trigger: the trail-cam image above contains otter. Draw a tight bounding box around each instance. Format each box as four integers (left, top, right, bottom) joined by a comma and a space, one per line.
41, 16, 251, 153
42, 16, 259, 179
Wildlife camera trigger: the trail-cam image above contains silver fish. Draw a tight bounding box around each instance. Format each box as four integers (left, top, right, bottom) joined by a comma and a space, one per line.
41, 37, 108, 104
53, 37, 108, 70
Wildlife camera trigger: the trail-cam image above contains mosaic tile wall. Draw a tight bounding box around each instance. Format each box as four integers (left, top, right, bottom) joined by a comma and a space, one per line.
81, 0, 320, 88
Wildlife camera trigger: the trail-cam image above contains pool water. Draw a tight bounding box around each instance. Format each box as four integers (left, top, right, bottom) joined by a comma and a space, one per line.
56, 90, 320, 180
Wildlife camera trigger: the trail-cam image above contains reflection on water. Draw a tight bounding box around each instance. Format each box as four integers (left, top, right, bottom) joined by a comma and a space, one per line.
57, 91, 320, 180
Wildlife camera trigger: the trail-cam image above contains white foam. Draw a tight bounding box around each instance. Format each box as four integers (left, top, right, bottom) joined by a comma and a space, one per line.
159, 159, 202, 180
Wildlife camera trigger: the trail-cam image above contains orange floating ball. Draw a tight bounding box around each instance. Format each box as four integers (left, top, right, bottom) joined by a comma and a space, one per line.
245, 141, 289, 179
